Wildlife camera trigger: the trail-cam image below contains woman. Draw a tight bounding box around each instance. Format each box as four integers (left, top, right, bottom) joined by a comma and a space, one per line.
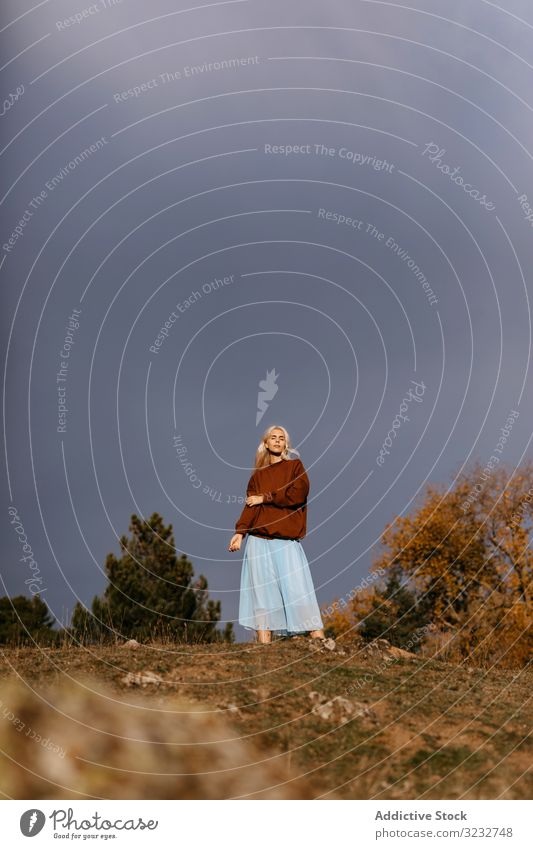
228, 425, 325, 643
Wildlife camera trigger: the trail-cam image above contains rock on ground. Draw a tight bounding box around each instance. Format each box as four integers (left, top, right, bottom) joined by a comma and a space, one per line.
308, 691, 378, 723
121, 639, 141, 650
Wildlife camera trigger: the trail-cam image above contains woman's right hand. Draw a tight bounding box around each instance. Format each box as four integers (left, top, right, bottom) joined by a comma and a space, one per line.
228, 533, 243, 551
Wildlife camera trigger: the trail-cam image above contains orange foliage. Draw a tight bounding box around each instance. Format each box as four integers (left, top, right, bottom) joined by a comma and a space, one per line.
323, 462, 532, 667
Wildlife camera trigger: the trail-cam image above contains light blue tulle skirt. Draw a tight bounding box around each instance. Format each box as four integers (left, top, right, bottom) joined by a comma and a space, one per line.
239, 534, 324, 634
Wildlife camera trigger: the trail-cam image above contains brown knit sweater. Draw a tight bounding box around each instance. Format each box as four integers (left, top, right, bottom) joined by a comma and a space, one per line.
234, 457, 309, 540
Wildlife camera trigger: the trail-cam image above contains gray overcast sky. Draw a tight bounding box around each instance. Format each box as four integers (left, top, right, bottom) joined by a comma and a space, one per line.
2, 0, 533, 640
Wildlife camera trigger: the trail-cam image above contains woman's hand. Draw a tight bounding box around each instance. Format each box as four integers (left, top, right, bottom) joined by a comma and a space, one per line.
245, 494, 264, 507
228, 533, 243, 551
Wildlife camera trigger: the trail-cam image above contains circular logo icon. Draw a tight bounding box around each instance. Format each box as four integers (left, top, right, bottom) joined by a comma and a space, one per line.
20, 809, 46, 837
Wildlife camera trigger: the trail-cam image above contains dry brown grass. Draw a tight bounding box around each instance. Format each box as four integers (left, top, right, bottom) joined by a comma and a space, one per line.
0, 640, 531, 800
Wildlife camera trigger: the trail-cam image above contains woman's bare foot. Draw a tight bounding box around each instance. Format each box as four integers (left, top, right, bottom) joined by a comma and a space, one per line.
257, 630, 272, 644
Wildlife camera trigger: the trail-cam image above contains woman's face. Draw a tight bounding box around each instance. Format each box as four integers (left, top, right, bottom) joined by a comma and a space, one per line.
265, 430, 286, 453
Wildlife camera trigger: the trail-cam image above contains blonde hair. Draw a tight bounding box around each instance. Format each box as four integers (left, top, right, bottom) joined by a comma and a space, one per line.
254, 424, 300, 471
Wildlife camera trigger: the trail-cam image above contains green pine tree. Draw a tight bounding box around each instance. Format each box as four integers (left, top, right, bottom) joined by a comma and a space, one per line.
70, 512, 233, 644
0, 595, 56, 645
359, 569, 433, 650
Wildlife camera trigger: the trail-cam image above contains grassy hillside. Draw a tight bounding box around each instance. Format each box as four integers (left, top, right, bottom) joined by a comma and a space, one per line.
0, 638, 531, 799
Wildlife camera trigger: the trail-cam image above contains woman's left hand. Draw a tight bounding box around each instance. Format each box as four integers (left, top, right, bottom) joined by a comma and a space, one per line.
246, 494, 264, 507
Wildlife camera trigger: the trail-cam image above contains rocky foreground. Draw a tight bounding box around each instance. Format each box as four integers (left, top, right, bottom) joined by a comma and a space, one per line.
0, 638, 531, 799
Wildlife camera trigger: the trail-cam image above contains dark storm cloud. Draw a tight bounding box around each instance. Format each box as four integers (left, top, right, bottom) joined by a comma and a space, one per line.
2, 0, 533, 638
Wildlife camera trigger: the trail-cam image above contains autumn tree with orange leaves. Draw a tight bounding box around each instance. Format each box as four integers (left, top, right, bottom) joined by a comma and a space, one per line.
324, 462, 532, 667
